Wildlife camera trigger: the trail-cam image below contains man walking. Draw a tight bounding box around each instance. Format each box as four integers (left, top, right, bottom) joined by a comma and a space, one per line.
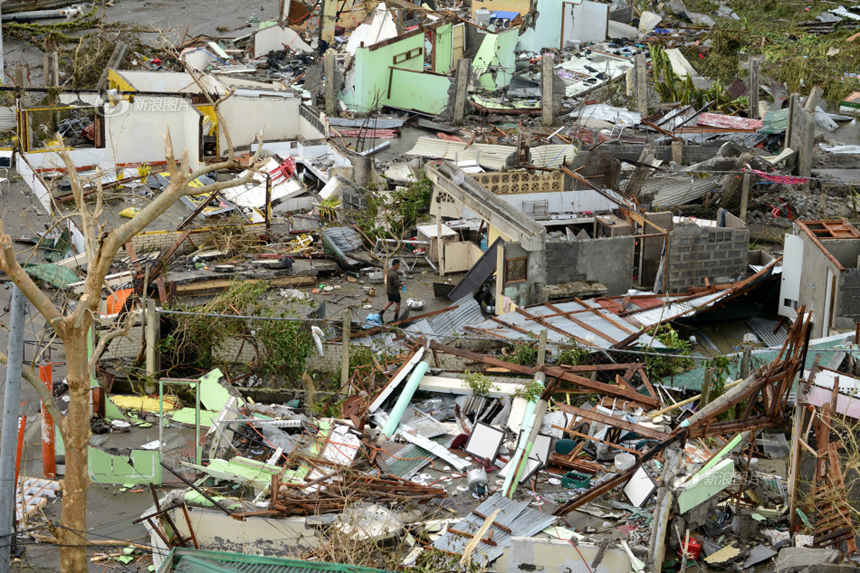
381, 259, 402, 323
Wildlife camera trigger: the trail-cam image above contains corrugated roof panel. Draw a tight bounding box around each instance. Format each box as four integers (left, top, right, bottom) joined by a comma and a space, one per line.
382, 435, 453, 479
169, 551, 395, 573
468, 300, 662, 349
432, 494, 557, 566
630, 291, 729, 327
429, 296, 484, 337
759, 109, 789, 134
646, 175, 719, 207
405, 138, 578, 171
745, 316, 788, 347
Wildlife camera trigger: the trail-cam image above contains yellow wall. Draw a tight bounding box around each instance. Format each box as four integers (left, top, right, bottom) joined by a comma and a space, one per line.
488, 224, 512, 246
471, 0, 531, 17
107, 69, 135, 92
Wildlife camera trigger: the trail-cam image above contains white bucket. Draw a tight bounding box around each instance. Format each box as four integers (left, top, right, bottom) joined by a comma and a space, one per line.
615, 453, 635, 472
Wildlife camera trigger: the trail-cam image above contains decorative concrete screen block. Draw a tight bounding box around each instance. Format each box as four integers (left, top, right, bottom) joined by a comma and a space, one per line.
676, 458, 734, 513
470, 171, 564, 195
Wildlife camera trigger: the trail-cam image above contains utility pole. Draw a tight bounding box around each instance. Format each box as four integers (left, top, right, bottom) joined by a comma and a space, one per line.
0, 285, 25, 573
0, 0, 5, 85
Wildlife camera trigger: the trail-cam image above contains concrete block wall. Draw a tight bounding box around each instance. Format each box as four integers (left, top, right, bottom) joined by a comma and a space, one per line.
102, 324, 144, 360
544, 236, 634, 295
545, 240, 585, 285
837, 269, 860, 328
667, 224, 749, 292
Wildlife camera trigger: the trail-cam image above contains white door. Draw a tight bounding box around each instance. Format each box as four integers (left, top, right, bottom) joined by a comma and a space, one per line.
779, 234, 803, 318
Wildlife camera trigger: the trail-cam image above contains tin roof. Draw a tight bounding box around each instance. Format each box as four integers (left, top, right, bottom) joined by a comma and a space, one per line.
469, 299, 663, 349
431, 494, 557, 566
160, 548, 395, 573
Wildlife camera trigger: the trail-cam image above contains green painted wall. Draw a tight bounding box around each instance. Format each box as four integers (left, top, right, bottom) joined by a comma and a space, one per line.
434, 24, 454, 74
474, 29, 518, 90
344, 33, 425, 113
388, 69, 452, 115
89, 447, 162, 484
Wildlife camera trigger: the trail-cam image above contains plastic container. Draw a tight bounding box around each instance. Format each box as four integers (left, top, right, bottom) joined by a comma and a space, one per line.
561, 471, 591, 489
615, 453, 635, 472
680, 537, 702, 560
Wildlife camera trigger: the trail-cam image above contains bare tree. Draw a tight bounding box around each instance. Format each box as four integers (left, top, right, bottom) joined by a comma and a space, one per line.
0, 89, 263, 571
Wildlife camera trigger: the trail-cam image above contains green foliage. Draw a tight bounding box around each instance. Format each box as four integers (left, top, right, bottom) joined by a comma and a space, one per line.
464, 371, 498, 398
644, 325, 696, 383
161, 280, 315, 379
707, 355, 730, 398
556, 338, 589, 366
650, 44, 743, 112
680, 3, 860, 103
513, 378, 544, 403
353, 177, 433, 240
504, 341, 539, 366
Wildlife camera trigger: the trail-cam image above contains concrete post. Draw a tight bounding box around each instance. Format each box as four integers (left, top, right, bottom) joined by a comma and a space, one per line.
537, 329, 547, 366
0, 286, 25, 573
495, 244, 505, 315
785, 93, 799, 149
635, 53, 648, 115
453, 58, 471, 126
145, 300, 160, 376
541, 53, 555, 128
437, 196, 444, 277
340, 307, 351, 388
50, 52, 59, 87
740, 171, 751, 222
701, 367, 714, 407
14, 65, 25, 88
352, 154, 371, 187
748, 57, 760, 119
803, 86, 824, 113
324, 50, 337, 117
671, 140, 683, 165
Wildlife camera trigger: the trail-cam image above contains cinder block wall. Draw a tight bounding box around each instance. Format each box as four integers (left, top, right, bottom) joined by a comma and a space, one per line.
837, 268, 860, 329
667, 224, 749, 292
545, 240, 585, 285
544, 236, 634, 295
101, 324, 144, 360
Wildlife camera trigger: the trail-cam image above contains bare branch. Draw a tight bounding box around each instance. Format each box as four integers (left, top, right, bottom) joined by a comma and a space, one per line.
88, 312, 135, 372
0, 222, 66, 335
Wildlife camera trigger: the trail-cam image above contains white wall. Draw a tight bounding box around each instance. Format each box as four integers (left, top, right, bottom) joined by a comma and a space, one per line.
105, 96, 201, 170
218, 96, 301, 151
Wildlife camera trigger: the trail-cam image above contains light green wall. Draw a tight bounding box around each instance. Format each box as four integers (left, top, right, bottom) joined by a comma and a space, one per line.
89, 447, 162, 484
388, 69, 452, 115
434, 23, 454, 74
474, 29, 518, 90
345, 33, 425, 113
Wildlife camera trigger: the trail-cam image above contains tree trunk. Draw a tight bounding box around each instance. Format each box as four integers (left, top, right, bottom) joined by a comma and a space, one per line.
56, 329, 91, 573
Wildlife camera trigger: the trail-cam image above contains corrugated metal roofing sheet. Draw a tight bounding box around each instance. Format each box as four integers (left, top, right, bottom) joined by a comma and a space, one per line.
429, 295, 484, 335
432, 494, 557, 566
404, 137, 577, 171
469, 299, 662, 349
167, 550, 394, 573
627, 291, 728, 328
382, 435, 453, 479
645, 175, 719, 207
745, 316, 788, 347
759, 109, 789, 134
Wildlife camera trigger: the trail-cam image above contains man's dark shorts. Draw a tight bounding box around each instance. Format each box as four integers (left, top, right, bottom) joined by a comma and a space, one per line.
387, 292, 401, 303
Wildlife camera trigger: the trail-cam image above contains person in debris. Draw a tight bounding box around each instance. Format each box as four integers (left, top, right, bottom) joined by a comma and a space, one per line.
381, 259, 402, 323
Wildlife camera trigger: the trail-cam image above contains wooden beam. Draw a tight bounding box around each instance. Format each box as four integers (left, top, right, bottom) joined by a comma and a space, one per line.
544, 302, 619, 344
554, 402, 669, 440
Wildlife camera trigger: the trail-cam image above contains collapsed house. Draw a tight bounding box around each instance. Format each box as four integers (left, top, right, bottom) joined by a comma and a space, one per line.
3, 0, 860, 571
